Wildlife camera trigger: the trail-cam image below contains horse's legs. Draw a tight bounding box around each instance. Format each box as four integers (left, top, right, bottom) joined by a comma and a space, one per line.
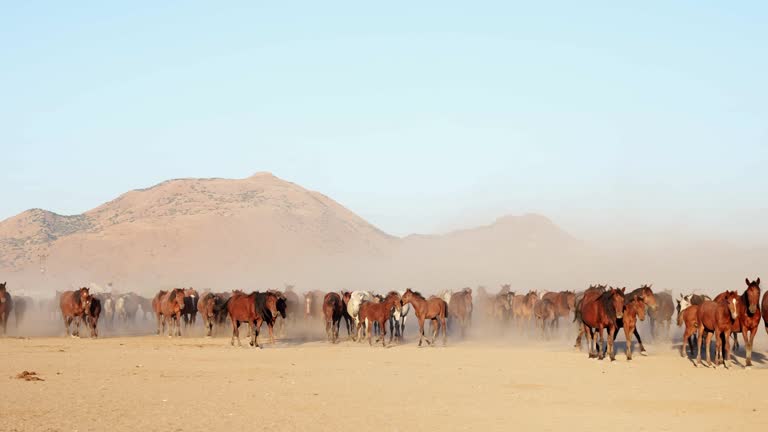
400, 316, 407, 342
267, 322, 275, 344
231, 318, 239, 346
389, 317, 395, 344
746, 329, 756, 367
253, 319, 261, 348
583, 324, 594, 358
624, 326, 633, 360
705, 332, 713, 366
596, 327, 605, 360
442, 315, 447, 346
723, 329, 732, 369
418, 317, 425, 347
64, 315, 71, 337
632, 328, 646, 354
574, 325, 584, 349
367, 319, 373, 346
325, 318, 332, 342
380, 319, 387, 347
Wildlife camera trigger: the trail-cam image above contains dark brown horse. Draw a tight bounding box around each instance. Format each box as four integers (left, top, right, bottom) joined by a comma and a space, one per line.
152, 288, 186, 337
13, 295, 32, 329
0, 282, 12, 335
648, 290, 674, 340
86, 297, 101, 338
696, 291, 739, 368
59, 287, 93, 337
401, 289, 448, 347
580, 287, 625, 360
448, 288, 473, 338
182, 288, 199, 328
678, 304, 699, 358
358, 291, 402, 347
341, 291, 354, 339
323, 292, 344, 343
573, 284, 606, 348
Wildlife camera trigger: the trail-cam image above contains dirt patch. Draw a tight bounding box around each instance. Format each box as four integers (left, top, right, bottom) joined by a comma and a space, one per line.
15, 371, 44, 381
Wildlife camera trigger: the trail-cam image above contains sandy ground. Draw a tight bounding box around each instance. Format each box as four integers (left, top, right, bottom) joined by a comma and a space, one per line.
2, 327, 768, 432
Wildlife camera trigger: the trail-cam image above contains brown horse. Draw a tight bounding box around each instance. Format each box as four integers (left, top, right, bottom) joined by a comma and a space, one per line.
580, 287, 625, 360
542, 290, 576, 328
448, 288, 473, 338
678, 304, 699, 358
59, 287, 93, 337
86, 297, 102, 338
358, 291, 402, 347
512, 291, 539, 331
282, 286, 300, 328
533, 298, 556, 339
401, 289, 448, 347
0, 282, 12, 335
648, 290, 674, 340
224, 291, 282, 348
726, 278, 761, 367
323, 292, 344, 343
696, 291, 739, 368
198, 292, 228, 337
621, 285, 658, 355
573, 284, 607, 348
152, 288, 186, 337
303, 290, 325, 320
610, 295, 647, 360
13, 295, 32, 329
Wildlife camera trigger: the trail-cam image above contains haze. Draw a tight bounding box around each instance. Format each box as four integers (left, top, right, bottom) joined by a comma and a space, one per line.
2, 2, 767, 244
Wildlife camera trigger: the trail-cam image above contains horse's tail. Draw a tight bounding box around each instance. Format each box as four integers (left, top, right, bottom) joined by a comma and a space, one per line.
444, 300, 449, 319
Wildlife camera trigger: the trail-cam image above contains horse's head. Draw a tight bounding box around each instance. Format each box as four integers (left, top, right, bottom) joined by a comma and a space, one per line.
639, 285, 657, 310
385, 292, 402, 314
275, 294, 287, 319
201, 295, 216, 319
608, 287, 625, 319
678, 294, 693, 312
341, 291, 352, 306
725, 291, 739, 320
0, 282, 6, 303
79, 287, 93, 315
634, 296, 647, 321
525, 291, 538, 307
266, 293, 281, 322
745, 278, 761, 314
169, 289, 186, 313
401, 289, 414, 305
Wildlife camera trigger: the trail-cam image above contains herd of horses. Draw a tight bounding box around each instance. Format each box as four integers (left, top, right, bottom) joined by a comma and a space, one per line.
0, 277, 764, 368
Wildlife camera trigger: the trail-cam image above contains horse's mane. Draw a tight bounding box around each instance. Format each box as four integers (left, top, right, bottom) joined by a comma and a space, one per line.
599, 289, 620, 320
625, 287, 646, 302
254, 291, 276, 320
409, 290, 426, 300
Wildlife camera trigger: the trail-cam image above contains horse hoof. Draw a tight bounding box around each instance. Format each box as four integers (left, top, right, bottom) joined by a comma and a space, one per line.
640, 351, 648, 356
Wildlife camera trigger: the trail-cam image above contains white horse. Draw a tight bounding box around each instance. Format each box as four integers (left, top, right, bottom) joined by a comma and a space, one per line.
347, 291, 374, 341
103, 296, 114, 327
115, 296, 128, 322
438, 289, 453, 306
389, 289, 411, 342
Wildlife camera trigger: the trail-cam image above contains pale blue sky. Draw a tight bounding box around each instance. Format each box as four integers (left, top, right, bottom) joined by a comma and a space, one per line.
2, 2, 766, 239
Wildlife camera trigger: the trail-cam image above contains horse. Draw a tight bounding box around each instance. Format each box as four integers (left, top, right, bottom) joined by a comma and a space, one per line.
727, 278, 761, 367
620, 284, 658, 355
152, 289, 186, 337
59, 287, 93, 337
223, 291, 282, 348
182, 288, 199, 328
86, 297, 102, 338
648, 290, 674, 340
13, 295, 32, 329
491, 291, 514, 324
401, 289, 448, 347
448, 288, 473, 338
197, 292, 227, 337
341, 291, 355, 339
323, 292, 344, 343
303, 290, 325, 321
610, 295, 647, 360
0, 282, 13, 335
541, 290, 576, 328
282, 286, 300, 331
533, 298, 557, 339
101, 295, 114, 328
358, 291, 402, 347
696, 291, 740, 368
137, 295, 154, 320
579, 287, 625, 360
573, 284, 607, 348
347, 290, 375, 341
678, 304, 699, 359
512, 291, 539, 332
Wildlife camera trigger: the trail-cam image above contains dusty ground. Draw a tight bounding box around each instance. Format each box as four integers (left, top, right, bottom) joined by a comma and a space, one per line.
1, 332, 767, 432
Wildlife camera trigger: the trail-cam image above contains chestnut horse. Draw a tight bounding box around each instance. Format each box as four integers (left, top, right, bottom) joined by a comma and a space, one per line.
720, 278, 761, 367
224, 291, 282, 348
621, 285, 658, 355
696, 291, 739, 368
198, 292, 228, 337
0, 282, 12, 335
580, 287, 625, 360
401, 289, 448, 347
678, 304, 699, 359
323, 292, 344, 343
152, 288, 186, 337
59, 287, 93, 337
610, 295, 647, 360
358, 291, 402, 347
541, 290, 576, 328
448, 288, 473, 338
573, 284, 606, 348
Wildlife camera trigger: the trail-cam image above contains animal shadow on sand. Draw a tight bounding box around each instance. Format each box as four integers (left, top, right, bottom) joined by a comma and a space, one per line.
673, 342, 767, 368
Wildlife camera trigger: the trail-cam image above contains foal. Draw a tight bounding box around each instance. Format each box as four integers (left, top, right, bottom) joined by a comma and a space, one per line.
401, 289, 448, 347
358, 291, 402, 347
